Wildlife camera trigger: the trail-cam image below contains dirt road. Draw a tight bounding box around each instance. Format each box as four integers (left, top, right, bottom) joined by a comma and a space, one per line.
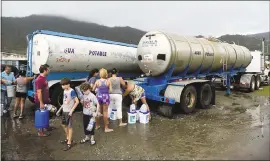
1, 90, 269, 160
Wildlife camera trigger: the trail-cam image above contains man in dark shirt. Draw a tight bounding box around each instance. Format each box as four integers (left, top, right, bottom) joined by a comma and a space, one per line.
35, 64, 51, 137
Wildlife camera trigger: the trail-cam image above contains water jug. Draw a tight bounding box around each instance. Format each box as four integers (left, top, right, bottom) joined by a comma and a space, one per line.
140, 104, 148, 113
35, 109, 49, 128
86, 117, 95, 131
45, 104, 57, 113
130, 104, 136, 113
110, 108, 117, 121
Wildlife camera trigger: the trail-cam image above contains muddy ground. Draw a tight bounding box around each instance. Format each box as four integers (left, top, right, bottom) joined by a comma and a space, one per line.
1, 89, 270, 160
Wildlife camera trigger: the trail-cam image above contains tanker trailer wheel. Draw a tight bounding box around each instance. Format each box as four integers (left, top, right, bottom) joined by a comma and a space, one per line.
255, 75, 261, 90
249, 76, 256, 92
51, 85, 63, 109
179, 85, 197, 114
197, 83, 212, 109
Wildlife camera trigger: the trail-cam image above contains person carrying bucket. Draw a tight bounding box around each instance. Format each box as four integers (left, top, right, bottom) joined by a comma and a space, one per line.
34, 64, 52, 137
123, 81, 151, 121
108, 68, 127, 127
1, 65, 16, 116
92, 68, 113, 133
13, 70, 34, 119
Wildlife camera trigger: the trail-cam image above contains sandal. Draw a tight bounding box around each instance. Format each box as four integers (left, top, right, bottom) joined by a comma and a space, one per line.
38, 132, 51, 137
80, 138, 89, 144
63, 144, 72, 151
90, 140, 96, 145
60, 139, 68, 144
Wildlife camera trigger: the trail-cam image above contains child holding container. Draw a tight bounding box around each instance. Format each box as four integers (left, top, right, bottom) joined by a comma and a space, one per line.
79, 82, 99, 145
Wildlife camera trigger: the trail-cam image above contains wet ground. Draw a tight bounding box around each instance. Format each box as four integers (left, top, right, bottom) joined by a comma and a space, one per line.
1, 89, 270, 160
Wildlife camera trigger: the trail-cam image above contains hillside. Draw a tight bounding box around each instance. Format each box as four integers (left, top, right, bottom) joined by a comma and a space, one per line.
1, 15, 269, 54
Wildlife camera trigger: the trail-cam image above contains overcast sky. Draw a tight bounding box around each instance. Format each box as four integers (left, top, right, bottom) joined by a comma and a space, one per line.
2, 1, 269, 37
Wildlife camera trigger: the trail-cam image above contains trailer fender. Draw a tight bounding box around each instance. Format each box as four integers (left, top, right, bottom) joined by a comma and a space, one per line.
164, 79, 209, 103
239, 74, 253, 89
164, 85, 185, 103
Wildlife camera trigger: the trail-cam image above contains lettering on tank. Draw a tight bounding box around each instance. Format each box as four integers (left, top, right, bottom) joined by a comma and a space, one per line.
194, 51, 202, 55
56, 56, 70, 63
205, 52, 214, 56
89, 50, 107, 56
64, 48, 75, 54
142, 40, 158, 47
110, 52, 137, 62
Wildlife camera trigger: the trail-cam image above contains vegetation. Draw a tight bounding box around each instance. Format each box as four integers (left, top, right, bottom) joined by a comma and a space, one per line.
254, 85, 270, 97
1, 15, 269, 54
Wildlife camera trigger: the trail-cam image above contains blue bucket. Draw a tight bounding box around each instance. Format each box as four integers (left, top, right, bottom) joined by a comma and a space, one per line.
34, 109, 49, 128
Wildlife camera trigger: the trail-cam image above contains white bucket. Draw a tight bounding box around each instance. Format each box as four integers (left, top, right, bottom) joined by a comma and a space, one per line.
136, 110, 140, 121
7, 85, 16, 98
130, 104, 136, 113
127, 112, 137, 124
139, 111, 150, 124
109, 109, 117, 121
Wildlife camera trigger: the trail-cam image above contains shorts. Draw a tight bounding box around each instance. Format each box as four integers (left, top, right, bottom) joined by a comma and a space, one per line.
97, 94, 110, 105
62, 112, 72, 128
16, 92, 27, 98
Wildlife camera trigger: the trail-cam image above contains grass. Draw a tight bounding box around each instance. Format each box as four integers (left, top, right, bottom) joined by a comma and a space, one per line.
254, 85, 270, 97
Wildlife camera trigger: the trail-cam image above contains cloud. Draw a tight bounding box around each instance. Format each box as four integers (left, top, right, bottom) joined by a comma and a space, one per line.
2, 1, 269, 36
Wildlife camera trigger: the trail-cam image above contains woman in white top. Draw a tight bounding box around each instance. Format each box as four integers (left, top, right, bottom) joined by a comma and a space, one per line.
109, 68, 127, 126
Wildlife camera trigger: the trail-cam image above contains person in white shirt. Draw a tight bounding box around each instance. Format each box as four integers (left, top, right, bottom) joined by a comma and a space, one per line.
59, 78, 79, 151
79, 82, 100, 145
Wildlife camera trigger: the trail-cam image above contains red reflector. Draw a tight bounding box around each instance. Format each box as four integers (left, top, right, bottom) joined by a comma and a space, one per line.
165, 98, 169, 103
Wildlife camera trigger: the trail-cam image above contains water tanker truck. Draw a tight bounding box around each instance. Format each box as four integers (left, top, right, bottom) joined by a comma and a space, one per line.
26, 30, 141, 106
134, 31, 268, 117
26, 30, 268, 116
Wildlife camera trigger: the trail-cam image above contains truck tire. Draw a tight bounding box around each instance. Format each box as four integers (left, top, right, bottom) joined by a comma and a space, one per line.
255, 75, 261, 90
179, 85, 197, 114
249, 76, 256, 92
158, 103, 173, 118
197, 83, 212, 109
50, 85, 63, 108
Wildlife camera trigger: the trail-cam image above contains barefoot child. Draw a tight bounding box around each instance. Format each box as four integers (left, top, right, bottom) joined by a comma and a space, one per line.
79, 82, 99, 145
59, 78, 79, 151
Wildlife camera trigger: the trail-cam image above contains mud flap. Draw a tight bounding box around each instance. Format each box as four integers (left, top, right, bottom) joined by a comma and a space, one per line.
210, 83, 216, 105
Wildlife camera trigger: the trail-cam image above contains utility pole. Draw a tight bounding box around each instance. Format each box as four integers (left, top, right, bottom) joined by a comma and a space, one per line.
261, 38, 265, 72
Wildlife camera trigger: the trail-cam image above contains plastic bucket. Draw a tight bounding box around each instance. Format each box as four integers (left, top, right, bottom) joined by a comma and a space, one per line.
127, 111, 137, 124
139, 111, 150, 124
136, 110, 140, 121
7, 85, 16, 98
109, 109, 117, 121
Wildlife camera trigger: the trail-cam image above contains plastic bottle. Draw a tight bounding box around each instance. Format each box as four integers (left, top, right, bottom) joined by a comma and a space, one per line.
130, 104, 136, 113
140, 104, 148, 113
86, 117, 95, 131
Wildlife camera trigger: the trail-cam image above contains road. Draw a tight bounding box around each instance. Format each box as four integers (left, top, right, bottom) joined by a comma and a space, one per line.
1, 90, 270, 160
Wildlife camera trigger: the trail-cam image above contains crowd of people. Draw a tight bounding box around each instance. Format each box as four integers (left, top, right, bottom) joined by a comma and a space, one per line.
1, 64, 151, 151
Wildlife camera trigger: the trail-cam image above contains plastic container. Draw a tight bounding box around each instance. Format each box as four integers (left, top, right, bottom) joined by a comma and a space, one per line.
34, 109, 49, 128
110, 109, 117, 121
128, 111, 137, 124
140, 104, 148, 113
130, 104, 136, 113
86, 117, 95, 131
139, 111, 150, 124
7, 85, 16, 98
136, 110, 140, 121
45, 104, 57, 113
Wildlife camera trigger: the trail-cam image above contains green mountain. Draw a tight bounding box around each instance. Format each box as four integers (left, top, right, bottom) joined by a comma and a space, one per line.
1, 15, 269, 54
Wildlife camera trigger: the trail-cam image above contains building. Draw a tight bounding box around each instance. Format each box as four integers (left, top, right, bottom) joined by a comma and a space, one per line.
1, 52, 27, 70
